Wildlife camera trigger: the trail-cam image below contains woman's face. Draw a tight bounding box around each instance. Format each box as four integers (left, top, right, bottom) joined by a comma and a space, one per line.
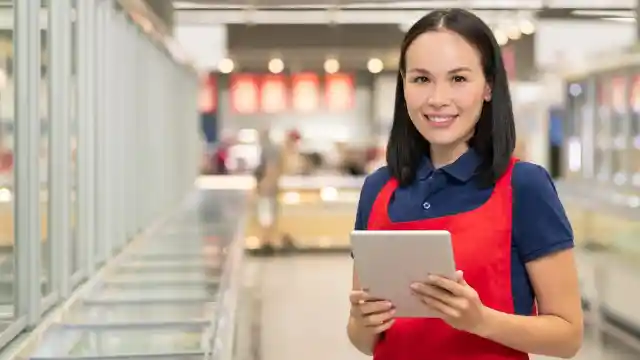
403, 29, 491, 149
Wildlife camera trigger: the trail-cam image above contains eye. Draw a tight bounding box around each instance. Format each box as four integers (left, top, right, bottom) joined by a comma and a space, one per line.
412, 76, 429, 83
452, 75, 467, 83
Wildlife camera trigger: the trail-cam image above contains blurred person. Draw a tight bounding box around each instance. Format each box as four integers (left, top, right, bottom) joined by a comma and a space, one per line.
347, 9, 582, 360
252, 129, 299, 256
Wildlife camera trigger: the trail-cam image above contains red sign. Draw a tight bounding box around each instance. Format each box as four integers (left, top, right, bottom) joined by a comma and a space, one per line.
199, 74, 217, 113
325, 73, 354, 111
230, 74, 259, 114
291, 73, 319, 112
501, 46, 515, 80
611, 77, 625, 111
632, 77, 640, 112
260, 74, 288, 113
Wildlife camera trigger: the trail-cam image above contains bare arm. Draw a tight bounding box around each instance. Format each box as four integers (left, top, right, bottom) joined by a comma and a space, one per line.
477, 249, 583, 358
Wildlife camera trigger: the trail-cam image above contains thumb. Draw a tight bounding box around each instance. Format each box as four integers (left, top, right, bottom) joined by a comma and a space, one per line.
456, 270, 467, 285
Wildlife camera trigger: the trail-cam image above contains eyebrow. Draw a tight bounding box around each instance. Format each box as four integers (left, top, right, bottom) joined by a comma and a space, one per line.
407, 67, 472, 75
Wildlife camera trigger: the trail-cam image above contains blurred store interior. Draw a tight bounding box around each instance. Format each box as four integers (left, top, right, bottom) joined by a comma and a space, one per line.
0, 0, 640, 359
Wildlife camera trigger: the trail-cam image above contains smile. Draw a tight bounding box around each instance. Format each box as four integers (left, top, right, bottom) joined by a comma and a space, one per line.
424, 114, 458, 124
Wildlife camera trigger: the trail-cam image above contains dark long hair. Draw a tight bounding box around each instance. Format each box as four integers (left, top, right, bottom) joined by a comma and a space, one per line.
386, 8, 516, 188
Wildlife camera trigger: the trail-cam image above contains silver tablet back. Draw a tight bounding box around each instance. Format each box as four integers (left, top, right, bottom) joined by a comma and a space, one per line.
350, 230, 457, 318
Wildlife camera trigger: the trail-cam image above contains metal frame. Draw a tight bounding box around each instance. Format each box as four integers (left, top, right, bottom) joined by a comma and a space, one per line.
48, 0, 72, 303
1, 0, 200, 354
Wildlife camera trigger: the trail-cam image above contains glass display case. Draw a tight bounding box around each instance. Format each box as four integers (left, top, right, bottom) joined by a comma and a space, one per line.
30, 324, 207, 358
19, 189, 249, 360
565, 79, 594, 180
629, 75, 640, 187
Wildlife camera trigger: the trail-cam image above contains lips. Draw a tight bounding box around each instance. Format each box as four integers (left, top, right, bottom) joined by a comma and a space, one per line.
425, 115, 458, 123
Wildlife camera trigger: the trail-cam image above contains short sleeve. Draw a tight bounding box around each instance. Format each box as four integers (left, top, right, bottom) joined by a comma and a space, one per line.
512, 162, 574, 263
351, 167, 391, 257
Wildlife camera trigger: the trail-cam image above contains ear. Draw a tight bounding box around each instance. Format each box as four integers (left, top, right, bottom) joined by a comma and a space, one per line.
483, 83, 492, 102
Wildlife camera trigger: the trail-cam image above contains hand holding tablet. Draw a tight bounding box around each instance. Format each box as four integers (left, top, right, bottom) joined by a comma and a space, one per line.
349, 290, 396, 334
350, 230, 458, 318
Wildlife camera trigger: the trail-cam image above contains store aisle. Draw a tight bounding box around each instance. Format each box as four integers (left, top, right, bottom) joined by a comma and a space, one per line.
253, 254, 639, 360
251, 254, 368, 360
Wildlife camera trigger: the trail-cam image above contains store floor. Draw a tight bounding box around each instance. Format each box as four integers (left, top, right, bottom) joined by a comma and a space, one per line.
251, 254, 640, 360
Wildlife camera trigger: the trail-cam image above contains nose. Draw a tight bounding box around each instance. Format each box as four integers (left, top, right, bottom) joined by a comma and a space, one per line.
426, 82, 452, 107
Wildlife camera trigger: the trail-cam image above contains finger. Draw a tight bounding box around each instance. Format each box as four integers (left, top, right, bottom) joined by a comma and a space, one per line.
456, 270, 467, 285
360, 301, 394, 316
419, 295, 460, 318
349, 290, 378, 305
411, 284, 468, 311
364, 309, 395, 327
371, 319, 395, 334
410, 283, 457, 304
425, 275, 467, 297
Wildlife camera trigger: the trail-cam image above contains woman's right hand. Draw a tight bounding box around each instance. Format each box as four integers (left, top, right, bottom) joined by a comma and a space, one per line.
349, 290, 396, 334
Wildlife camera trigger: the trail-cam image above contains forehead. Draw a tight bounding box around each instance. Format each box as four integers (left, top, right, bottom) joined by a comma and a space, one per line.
405, 29, 482, 71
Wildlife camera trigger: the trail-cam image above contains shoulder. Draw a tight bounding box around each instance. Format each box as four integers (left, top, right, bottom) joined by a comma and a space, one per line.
510, 161, 573, 262
511, 161, 555, 193
362, 166, 392, 195
355, 166, 392, 230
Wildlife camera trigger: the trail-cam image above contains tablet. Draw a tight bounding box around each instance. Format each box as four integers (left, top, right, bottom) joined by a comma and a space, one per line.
350, 230, 457, 318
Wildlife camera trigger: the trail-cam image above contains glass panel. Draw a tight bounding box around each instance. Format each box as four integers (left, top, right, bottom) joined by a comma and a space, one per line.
629, 75, 640, 187
0, 3, 15, 339
610, 76, 629, 186
91, 281, 219, 301
64, 301, 215, 324
31, 325, 206, 358
595, 77, 612, 182
40, 1, 51, 297
565, 81, 586, 179
70, 0, 79, 278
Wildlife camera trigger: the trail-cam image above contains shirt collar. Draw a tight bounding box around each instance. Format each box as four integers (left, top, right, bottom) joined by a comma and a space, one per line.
417, 149, 481, 182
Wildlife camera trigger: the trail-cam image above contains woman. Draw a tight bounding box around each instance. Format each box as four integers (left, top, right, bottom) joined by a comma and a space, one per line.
347, 8, 583, 360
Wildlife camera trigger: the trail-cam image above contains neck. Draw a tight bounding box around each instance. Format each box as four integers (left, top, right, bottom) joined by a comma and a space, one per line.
430, 142, 469, 169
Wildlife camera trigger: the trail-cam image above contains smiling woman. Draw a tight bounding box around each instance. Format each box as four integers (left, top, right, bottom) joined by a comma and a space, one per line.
347, 8, 583, 360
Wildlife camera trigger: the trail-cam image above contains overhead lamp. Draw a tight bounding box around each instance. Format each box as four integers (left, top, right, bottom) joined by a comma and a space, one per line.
367, 58, 384, 74
519, 20, 535, 35
268, 58, 284, 74
493, 29, 508, 46
218, 58, 234, 74
324, 58, 340, 74
506, 25, 521, 40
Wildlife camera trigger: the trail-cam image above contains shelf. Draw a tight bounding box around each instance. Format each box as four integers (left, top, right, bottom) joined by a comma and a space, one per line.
90, 280, 219, 302
64, 301, 216, 325
29, 323, 207, 358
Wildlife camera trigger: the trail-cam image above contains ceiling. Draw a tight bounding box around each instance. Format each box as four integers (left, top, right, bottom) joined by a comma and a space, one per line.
174, 0, 635, 13
173, 0, 636, 73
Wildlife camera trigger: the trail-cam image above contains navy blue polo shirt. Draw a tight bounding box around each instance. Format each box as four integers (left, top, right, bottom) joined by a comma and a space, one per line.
354, 150, 574, 316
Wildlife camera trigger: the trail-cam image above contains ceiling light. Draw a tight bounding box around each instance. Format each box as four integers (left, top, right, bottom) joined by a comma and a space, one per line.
519, 20, 535, 35
506, 25, 521, 40
493, 29, 508, 46
268, 58, 284, 74
367, 58, 384, 74
218, 58, 234, 74
324, 58, 340, 74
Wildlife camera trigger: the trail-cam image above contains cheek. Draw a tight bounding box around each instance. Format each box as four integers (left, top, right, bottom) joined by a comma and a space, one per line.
403, 85, 426, 110
456, 88, 485, 117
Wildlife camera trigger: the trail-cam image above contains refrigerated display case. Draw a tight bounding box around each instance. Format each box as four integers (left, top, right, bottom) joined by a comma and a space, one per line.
562, 53, 640, 351
16, 189, 249, 360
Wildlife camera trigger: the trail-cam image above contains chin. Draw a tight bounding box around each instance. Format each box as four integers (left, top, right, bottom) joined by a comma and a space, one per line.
424, 135, 465, 147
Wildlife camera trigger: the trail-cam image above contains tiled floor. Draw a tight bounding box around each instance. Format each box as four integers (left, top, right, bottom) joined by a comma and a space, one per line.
252, 254, 640, 360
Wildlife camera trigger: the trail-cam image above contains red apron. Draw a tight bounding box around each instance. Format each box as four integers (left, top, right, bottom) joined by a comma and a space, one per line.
368, 158, 530, 360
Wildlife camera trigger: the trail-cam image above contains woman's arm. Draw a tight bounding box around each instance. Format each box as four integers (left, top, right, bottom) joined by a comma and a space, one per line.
347, 269, 378, 354
412, 163, 583, 358
476, 248, 583, 358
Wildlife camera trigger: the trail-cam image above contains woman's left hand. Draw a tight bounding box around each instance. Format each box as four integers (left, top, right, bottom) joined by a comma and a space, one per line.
410, 271, 488, 335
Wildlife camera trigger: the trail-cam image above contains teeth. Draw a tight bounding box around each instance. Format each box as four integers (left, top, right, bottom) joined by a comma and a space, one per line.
427, 115, 456, 123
